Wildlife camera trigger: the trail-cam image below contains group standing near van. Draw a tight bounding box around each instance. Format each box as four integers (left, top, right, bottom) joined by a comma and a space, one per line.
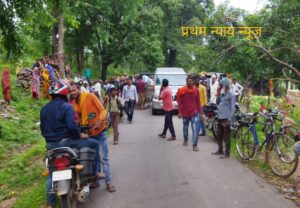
37, 64, 242, 206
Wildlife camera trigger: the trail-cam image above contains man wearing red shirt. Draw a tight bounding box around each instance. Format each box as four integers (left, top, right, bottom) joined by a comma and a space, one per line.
176, 77, 201, 151
158, 79, 176, 141
136, 75, 146, 109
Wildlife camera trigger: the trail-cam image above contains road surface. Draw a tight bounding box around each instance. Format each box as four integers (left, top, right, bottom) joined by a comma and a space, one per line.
81, 109, 296, 208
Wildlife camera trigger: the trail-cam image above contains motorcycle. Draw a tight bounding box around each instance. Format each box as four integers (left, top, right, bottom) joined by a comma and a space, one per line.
45, 126, 99, 208
204, 102, 241, 141
203, 103, 218, 141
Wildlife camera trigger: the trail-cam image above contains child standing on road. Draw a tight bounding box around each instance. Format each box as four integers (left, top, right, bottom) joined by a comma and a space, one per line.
106, 86, 124, 144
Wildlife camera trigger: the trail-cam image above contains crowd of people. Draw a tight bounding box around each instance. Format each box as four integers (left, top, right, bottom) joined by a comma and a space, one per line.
158, 74, 238, 157
1, 60, 247, 207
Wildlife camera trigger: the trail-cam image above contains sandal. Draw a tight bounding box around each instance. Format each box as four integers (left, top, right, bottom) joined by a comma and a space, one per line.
90, 183, 100, 189
88, 172, 105, 180
167, 137, 176, 141
107, 183, 116, 192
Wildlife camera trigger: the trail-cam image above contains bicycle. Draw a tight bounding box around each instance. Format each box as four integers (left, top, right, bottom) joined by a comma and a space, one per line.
264, 109, 298, 177
234, 108, 298, 178
234, 112, 259, 160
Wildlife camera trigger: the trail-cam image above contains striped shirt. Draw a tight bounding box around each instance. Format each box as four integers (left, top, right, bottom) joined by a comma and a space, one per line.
216, 92, 235, 120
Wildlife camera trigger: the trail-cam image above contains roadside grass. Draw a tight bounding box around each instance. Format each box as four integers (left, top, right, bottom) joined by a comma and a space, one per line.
0, 65, 49, 207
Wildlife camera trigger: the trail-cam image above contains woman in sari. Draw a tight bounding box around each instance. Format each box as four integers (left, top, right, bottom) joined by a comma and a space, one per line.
1, 69, 12, 104
31, 67, 40, 99
41, 67, 50, 99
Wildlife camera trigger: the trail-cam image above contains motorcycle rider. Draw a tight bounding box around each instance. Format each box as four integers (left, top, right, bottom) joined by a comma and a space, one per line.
40, 79, 102, 208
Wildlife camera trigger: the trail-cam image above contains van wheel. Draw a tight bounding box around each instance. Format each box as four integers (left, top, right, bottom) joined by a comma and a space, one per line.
152, 109, 157, 115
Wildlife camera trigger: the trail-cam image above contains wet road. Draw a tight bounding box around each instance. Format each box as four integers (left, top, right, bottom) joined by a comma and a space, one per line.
80, 109, 296, 208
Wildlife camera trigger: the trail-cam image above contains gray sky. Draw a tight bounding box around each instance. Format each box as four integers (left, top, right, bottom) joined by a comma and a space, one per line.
214, 0, 268, 13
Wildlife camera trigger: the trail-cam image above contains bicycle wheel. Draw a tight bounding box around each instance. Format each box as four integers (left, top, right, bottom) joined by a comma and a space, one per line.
211, 118, 218, 142
266, 134, 298, 178
235, 125, 256, 160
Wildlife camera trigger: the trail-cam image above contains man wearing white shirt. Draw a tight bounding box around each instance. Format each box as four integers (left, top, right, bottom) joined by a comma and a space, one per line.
231, 79, 244, 101
93, 80, 103, 102
209, 75, 219, 104
122, 78, 138, 124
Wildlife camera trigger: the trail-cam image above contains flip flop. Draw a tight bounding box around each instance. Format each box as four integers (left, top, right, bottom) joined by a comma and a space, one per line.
107, 184, 116, 192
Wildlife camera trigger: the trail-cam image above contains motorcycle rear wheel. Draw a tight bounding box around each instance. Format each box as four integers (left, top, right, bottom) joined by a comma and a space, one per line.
60, 193, 78, 208
59, 177, 78, 208
211, 118, 218, 142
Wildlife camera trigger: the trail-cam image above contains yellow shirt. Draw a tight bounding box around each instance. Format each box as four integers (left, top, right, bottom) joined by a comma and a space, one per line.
198, 84, 207, 107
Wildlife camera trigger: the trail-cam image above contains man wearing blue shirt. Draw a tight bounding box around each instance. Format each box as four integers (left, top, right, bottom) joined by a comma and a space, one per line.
122, 77, 138, 124
211, 77, 235, 159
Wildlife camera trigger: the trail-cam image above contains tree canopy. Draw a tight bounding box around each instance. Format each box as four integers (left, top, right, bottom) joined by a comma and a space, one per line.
0, 0, 299, 85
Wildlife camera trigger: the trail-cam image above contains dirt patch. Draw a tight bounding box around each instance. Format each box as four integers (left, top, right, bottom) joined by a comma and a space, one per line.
239, 157, 300, 206
0, 197, 17, 208
0, 99, 19, 120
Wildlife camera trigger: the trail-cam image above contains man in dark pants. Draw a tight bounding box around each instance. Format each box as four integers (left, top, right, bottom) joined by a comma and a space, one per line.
158, 79, 176, 140
122, 78, 138, 124
211, 77, 235, 159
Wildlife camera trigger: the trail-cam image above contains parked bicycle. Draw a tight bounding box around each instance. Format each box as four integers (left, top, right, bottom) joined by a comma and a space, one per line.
234, 108, 298, 178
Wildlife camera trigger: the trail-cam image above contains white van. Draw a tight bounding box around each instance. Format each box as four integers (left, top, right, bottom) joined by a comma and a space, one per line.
152, 67, 187, 115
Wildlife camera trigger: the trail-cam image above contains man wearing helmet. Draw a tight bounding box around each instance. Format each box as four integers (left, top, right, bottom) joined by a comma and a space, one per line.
69, 82, 116, 192
40, 79, 102, 208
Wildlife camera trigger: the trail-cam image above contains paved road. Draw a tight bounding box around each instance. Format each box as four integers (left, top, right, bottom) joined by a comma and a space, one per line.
81, 109, 296, 208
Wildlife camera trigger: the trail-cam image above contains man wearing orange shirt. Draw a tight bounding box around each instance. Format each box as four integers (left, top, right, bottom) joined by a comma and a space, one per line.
70, 82, 116, 192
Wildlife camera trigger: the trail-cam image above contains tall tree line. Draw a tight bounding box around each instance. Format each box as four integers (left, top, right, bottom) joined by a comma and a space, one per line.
0, 0, 299, 85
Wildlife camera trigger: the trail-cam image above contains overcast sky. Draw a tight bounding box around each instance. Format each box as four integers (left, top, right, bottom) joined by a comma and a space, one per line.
213, 0, 268, 13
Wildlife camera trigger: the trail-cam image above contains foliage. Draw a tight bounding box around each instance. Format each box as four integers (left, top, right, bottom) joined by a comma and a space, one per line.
0, 68, 48, 206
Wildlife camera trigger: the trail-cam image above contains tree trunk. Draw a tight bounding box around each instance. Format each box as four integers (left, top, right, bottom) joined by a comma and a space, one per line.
52, 25, 58, 56
58, 12, 65, 77
76, 47, 84, 73
166, 48, 177, 67
169, 49, 176, 67
260, 78, 263, 95
101, 62, 109, 81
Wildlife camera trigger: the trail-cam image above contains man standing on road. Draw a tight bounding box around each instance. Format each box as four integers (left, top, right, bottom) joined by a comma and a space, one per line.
176, 77, 201, 151
196, 76, 208, 136
122, 77, 138, 124
70, 82, 116, 192
212, 77, 235, 159
158, 79, 176, 141
136, 75, 146, 110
